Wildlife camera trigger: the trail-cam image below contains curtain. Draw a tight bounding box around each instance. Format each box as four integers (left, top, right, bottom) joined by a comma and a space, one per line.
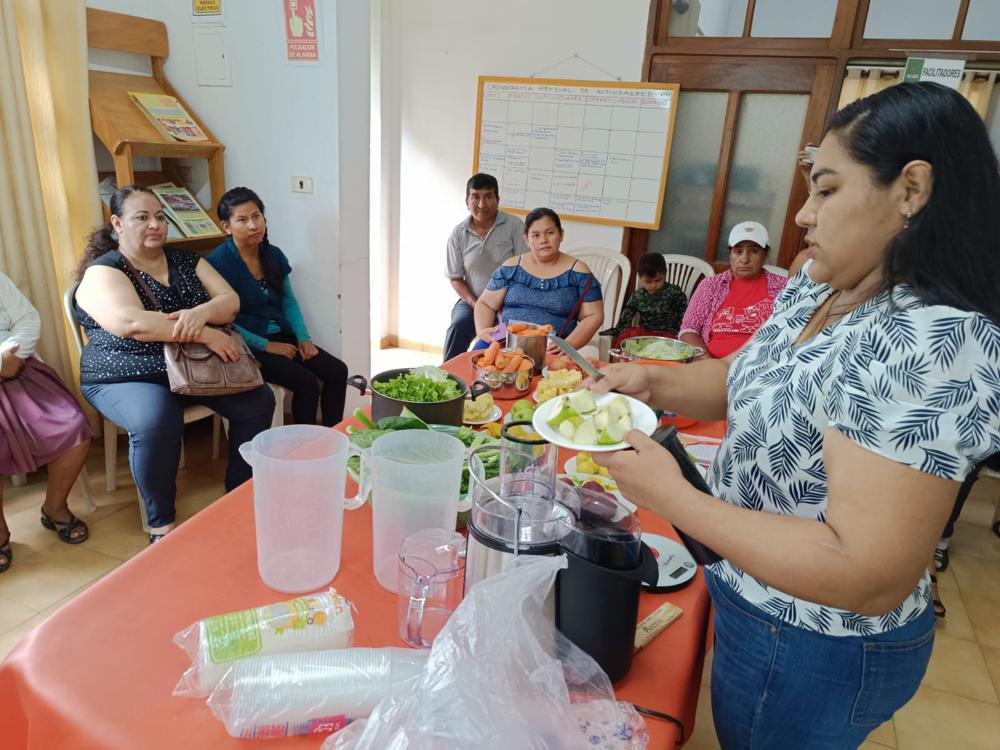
839, 65, 998, 121
0, 0, 100, 383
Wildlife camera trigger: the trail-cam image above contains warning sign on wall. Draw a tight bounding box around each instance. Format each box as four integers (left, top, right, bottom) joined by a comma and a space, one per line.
284, 0, 318, 62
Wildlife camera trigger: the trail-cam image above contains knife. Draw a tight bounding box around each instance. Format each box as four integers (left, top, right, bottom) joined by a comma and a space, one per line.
548, 334, 604, 381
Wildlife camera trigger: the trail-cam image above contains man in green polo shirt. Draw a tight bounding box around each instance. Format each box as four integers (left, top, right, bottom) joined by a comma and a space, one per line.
443, 173, 528, 360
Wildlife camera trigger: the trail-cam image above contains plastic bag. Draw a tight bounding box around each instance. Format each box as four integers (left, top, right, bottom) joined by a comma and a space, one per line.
323, 555, 648, 750
207, 647, 428, 739
173, 589, 354, 697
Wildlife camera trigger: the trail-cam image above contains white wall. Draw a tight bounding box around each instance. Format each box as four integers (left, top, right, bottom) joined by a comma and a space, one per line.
379, 0, 649, 349
86, 0, 370, 398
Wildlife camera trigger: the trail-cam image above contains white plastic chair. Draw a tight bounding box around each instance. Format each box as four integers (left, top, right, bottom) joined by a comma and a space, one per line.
660, 254, 716, 300
764, 264, 789, 278
565, 247, 631, 353
63, 284, 220, 512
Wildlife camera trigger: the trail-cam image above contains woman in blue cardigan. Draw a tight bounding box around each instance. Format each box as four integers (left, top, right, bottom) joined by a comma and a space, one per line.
208, 187, 348, 426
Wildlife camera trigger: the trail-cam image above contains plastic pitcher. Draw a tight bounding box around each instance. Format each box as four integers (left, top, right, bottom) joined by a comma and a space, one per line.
398, 529, 466, 648
351, 430, 465, 593
239, 426, 361, 593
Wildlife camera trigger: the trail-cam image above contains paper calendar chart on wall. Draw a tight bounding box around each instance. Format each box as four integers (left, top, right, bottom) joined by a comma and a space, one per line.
473, 76, 680, 230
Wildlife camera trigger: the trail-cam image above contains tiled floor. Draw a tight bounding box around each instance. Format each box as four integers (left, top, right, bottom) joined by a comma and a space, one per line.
2, 351, 999, 748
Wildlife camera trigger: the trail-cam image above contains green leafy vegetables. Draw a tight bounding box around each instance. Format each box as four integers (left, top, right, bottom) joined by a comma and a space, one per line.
371, 370, 461, 402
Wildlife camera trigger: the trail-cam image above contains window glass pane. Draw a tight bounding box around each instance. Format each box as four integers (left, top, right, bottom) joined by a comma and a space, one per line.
963, 0, 1000, 41
864, 0, 960, 40
751, 0, 837, 37
718, 94, 809, 264
647, 92, 728, 258
669, 0, 748, 37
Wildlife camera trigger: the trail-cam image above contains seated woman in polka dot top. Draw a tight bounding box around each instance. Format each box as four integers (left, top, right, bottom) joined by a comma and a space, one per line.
74, 186, 275, 543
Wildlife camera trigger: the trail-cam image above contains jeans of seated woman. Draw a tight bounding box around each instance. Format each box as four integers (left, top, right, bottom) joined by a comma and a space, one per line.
706, 570, 934, 750
82, 382, 275, 528
252, 332, 349, 426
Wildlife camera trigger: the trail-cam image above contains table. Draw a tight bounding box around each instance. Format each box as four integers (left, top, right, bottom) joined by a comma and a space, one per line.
0, 353, 723, 749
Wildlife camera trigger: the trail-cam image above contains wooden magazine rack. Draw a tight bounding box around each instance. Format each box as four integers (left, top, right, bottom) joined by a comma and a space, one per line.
87, 7, 225, 252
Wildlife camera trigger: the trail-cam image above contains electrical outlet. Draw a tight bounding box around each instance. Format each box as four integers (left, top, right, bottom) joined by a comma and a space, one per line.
292, 176, 313, 194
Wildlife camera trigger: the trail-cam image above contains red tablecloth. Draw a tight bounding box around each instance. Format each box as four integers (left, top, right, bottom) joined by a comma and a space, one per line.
0, 353, 722, 749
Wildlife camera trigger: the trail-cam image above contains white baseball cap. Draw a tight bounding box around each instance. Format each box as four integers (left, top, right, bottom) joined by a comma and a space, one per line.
728, 221, 769, 249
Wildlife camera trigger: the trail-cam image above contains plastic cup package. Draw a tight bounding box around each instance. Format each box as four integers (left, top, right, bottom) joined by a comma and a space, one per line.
207, 647, 428, 739
173, 589, 355, 697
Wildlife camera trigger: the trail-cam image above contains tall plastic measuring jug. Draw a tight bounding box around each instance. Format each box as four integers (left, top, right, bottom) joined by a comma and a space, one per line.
239, 426, 361, 593
350, 430, 465, 593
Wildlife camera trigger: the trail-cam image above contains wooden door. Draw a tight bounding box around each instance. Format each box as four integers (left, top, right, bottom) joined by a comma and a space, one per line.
626, 56, 837, 275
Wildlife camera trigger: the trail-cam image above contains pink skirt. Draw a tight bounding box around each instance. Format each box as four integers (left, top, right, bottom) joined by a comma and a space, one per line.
0, 358, 92, 476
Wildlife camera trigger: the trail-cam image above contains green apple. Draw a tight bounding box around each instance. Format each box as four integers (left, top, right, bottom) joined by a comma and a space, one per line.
597, 418, 626, 445
606, 395, 630, 421
546, 397, 579, 428
574, 418, 598, 445
617, 413, 632, 433
594, 409, 609, 431
567, 390, 597, 415
558, 420, 576, 439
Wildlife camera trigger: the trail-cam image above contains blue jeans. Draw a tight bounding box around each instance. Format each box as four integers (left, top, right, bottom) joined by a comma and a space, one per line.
706, 569, 935, 750
82, 381, 275, 528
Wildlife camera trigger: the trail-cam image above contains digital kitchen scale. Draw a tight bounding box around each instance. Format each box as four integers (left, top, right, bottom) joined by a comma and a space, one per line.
641, 533, 697, 592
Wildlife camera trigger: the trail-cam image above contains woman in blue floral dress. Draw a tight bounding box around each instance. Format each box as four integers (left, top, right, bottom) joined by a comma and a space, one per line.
590, 84, 1000, 749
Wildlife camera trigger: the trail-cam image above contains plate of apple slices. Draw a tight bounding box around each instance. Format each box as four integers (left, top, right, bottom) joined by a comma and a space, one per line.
531, 390, 658, 452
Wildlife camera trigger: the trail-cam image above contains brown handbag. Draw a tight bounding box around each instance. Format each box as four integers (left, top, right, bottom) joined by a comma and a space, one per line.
123, 256, 264, 396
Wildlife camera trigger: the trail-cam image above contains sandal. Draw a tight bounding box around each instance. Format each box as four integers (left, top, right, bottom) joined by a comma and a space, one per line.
40, 510, 89, 545
930, 574, 946, 618
0, 533, 11, 573
149, 533, 166, 545
934, 546, 949, 572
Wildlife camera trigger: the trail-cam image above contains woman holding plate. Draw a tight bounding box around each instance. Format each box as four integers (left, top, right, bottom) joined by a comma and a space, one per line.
589, 84, 1000, 748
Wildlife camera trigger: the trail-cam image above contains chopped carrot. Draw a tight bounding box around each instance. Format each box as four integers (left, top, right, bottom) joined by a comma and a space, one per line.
495, 355, 506, 369
502, 353, 523, 372
481, 341, 500, 366
508, 323, 529, 334
517, 358, 533, 372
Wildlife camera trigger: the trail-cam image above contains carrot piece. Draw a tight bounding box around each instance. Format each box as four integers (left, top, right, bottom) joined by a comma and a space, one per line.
539, 324, 553, 333
502, 353, 523, 372
517, 358, 533, 372
481, 341, 500, 366
508, 323, 529, 334
495, 355, 506, 369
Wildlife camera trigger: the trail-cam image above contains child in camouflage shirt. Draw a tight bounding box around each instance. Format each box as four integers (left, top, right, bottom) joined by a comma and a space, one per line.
600, 253, 688, 347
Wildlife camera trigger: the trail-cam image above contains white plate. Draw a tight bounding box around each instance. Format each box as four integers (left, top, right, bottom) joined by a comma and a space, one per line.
463, 405, 502, 425
532, 392, 657, 453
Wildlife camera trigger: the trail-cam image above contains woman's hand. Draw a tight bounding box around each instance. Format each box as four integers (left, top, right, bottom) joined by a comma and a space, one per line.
0, 345, 25, 379
593, 430, 685, 516
166, 307, 210, 342
203, 328, 242, 363
265, 341, 298, 359
476, 325, 502, 343
298, 340, 319, 361
582, 363, 653, 404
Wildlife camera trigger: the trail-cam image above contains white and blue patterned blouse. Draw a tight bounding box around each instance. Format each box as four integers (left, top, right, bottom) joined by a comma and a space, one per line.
708, 261, 1000, 636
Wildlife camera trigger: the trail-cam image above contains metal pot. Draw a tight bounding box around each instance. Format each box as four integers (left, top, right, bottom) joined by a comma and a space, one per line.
609, 335, 702, 364
505, 322, 548, 374
469, 350, 535, 399
347, 368, 489, 426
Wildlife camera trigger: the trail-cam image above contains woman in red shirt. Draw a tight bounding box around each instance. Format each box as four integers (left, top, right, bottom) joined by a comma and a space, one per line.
679, 221, 787, 358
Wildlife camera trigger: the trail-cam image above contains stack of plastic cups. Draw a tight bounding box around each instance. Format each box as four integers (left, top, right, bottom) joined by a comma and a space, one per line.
207, 647, 428, 739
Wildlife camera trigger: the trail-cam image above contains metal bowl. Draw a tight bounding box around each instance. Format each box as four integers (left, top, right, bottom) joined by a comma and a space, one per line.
505, 322, 548, 374
470, 349, 536, 399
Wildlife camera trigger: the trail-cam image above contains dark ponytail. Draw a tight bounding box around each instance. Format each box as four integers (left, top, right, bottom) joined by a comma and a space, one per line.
77, 185, 157, 280
217, 186, 285, 297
